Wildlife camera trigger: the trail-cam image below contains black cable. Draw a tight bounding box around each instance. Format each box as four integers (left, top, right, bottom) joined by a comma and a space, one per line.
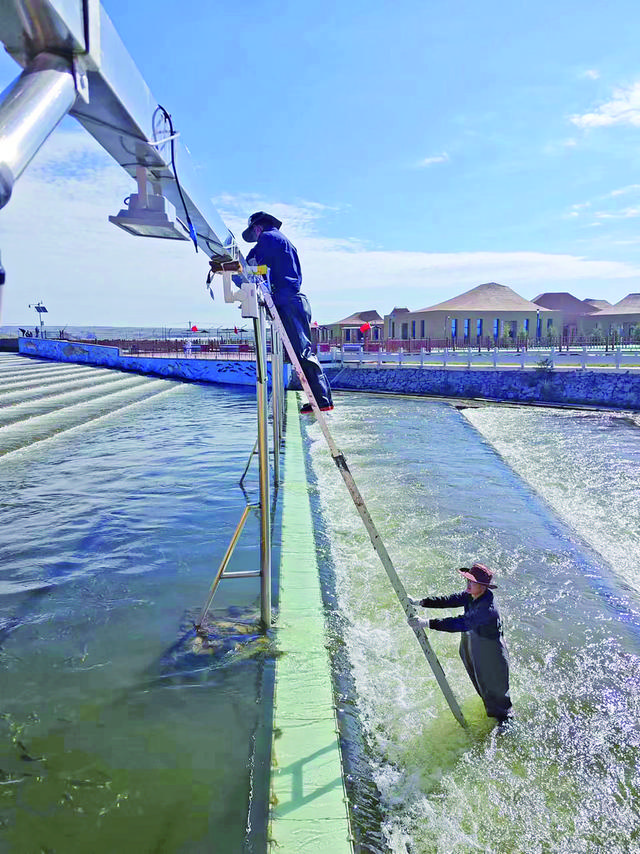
155, 105, 198, 253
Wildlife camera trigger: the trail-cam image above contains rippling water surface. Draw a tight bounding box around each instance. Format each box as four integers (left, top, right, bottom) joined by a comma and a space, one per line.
0, 357, 269, 853
305, 394, 640, 854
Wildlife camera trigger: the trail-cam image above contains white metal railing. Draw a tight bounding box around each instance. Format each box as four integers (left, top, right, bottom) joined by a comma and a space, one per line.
330, 345, 640, 371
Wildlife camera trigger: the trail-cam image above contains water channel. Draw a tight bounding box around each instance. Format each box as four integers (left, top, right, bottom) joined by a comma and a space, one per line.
2, 353, 639, 852
305, 394, 640, 854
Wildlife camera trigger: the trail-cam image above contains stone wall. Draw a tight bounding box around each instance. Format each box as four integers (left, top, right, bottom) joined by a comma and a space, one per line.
297, 367, 640, 409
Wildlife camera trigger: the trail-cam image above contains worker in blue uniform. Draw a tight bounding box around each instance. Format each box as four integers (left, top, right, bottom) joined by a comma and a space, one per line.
408, 563, 512, 723
241, 212, 333, 413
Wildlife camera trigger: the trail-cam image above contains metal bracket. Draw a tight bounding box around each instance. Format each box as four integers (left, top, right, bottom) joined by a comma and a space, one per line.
73, 56, 90, 104
222, 272, 259, 319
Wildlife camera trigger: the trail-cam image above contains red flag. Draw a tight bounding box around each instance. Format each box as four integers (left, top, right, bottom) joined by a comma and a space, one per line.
360, 322, 371, 333
234, 326, 238, 334
191, 325, 198, 332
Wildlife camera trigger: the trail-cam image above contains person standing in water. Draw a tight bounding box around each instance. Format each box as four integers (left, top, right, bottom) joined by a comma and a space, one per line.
408, 563, 512, 723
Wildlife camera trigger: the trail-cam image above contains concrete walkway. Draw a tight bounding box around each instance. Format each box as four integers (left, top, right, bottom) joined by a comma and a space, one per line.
270, 392, 353, 853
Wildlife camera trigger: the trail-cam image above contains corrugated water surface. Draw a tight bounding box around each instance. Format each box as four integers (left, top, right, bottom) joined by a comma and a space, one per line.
0, 355, 269, 853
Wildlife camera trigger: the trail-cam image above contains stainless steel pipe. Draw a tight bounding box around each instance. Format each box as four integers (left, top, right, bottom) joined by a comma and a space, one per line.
0, 52, 77, 209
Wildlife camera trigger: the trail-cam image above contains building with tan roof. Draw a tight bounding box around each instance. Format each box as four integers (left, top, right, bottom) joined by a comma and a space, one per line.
533, 292, 600, 338
583, 298, 612, 311
316, 309, 384, 345
579, 294, 640, 338
384, 283, 559, 344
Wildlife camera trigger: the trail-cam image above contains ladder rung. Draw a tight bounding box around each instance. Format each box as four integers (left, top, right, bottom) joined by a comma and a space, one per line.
221, 570, 261, 579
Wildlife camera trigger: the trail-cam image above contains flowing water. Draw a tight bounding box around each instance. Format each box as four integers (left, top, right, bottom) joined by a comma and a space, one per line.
4, 351, 640, 853
304, 394, 640, 854
0, 355, 272, 853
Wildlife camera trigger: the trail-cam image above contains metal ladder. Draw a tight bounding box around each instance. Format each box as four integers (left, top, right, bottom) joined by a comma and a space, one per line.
213, 266, 467, 729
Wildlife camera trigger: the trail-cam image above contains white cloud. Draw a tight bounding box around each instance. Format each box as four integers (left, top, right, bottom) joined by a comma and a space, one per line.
416, 153, 450, 168
570, 81, 640, 128
594, 206, 640, 219
543, 137, 578, 155
581, 69, 600, 80
571, 202, 591, 212
2, 129, 639, 328
607, 183, 640, 197
567, 188, 640, 223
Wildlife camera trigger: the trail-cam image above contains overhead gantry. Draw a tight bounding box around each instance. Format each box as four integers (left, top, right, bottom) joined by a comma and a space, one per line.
0, 0, 240, 318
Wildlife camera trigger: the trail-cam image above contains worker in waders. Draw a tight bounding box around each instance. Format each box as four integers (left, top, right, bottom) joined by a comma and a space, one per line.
241, 211, 333, 414
408, 563, 512, 723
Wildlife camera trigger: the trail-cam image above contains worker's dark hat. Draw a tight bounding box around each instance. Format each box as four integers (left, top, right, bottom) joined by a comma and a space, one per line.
459, 563, 497, 588
242, 211, 282, 242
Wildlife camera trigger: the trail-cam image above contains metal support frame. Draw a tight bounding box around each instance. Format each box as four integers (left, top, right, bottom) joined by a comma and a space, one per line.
196, 504, 252, 629
197, 277, 276, 631
271, 326, 283, 486
253, 303, 272, 629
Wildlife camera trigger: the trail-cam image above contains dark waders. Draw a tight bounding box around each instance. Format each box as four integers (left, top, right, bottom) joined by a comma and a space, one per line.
459, 631, 512, 720
276, 293, 333, 409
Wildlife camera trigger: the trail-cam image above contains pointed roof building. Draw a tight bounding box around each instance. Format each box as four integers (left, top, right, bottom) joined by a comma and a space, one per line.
533, 292, 592, 313
582, 298, 612, 312
593, 293, 640, 315
417, 282, 547, 313
330, 309, 383, 326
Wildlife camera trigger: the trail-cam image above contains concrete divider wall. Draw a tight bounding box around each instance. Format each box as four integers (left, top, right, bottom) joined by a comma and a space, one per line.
18, 337, 287, 388
311, 366, 640, 409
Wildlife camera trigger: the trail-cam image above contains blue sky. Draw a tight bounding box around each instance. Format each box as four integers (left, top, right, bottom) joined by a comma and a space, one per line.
2, 0, 640, 328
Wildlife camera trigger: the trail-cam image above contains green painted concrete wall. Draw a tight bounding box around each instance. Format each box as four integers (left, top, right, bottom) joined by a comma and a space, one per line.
269, 393, 353, 853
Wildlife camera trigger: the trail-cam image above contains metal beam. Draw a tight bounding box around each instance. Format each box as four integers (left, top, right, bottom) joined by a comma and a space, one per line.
0, 0, 240, 259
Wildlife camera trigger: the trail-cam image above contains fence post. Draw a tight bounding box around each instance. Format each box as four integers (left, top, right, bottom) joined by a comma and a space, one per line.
420, 347, 425, 367
493, 347, 498, 369
549, 347, 555, 369
467, 346, 472, 369
378, 348, 382, 367
581, 346, 587, 370
358, 345, 363, 368
398, 347, 403, 367
616, 345, 622, 369
443, 347, 448, 368
520, 349, 526, 370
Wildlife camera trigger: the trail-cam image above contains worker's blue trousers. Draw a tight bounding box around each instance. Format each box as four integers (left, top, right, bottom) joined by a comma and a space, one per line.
275, 293, 333, 410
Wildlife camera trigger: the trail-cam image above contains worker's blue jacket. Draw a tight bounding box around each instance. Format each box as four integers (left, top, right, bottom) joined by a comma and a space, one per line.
246, 227, 302, 306
419, 589, 503, 639
417, 588, 511, 720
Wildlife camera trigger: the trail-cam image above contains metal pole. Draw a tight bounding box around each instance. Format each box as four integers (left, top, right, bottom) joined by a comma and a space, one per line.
0, 53, 78, 209
276, 331, 285, 439
253, 306, 272, 629
271, 327, 282, 486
